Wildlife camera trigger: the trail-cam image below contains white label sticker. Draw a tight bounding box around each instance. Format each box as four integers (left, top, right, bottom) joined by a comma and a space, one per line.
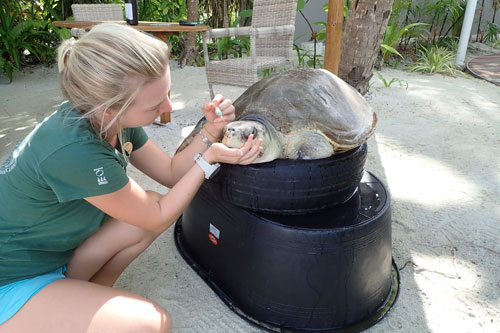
124, 3, 133, 20
209, 224, 220, 239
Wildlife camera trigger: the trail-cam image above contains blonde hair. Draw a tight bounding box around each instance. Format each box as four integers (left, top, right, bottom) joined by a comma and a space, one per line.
57, 22, 169, 135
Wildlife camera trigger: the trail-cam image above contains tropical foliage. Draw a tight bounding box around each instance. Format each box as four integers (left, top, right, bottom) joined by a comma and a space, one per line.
483, 21, 499, 46
408, 44, 460, 75
373, 68, 408, 88
378, 0, 473, 75
209, 9, 252, 61
293, 0, 331, 69
1, 0, 500, 81
137, 0, 186, 22
0, 1, 66, 82
381, 22, 428, 63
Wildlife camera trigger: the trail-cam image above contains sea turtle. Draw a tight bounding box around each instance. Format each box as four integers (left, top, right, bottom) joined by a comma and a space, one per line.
179, 68, 377, 163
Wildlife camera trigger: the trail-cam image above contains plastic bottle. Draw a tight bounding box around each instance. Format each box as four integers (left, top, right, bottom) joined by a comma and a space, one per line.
124, 0, 138, 25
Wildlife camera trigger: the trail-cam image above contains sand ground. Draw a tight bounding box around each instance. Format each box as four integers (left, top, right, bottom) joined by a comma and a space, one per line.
1, 45, 499, 332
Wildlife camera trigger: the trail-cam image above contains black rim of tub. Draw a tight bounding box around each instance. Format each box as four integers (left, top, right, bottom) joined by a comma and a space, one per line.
174, 218, 400, 333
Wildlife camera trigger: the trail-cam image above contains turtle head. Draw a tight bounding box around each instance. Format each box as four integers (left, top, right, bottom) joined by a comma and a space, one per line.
222, 119, 283, 163
222, 120, 265, 148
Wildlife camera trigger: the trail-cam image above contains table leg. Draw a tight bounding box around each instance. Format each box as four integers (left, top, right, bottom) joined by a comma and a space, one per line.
153, 32, 169, 44
160, 109, 171, 123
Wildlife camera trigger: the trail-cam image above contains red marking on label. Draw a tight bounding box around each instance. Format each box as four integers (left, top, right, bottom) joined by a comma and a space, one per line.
208, 233, 218, 245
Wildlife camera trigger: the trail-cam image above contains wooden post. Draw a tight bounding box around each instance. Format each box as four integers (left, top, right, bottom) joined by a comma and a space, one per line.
324, 0, 344, 75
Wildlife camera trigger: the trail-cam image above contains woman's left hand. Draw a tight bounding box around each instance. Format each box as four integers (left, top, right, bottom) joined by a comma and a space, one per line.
204, 134, 263, 166
202, 94, 235, 140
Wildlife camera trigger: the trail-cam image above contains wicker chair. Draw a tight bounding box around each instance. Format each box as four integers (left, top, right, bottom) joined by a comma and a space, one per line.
70, 4, 123, 38
203, 0, 298, 99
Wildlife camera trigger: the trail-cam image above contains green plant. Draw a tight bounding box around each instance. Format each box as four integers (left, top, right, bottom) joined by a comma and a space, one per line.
207, 9, 252, 61
373, 69, 408, 88
423, 0, 465, 43
305, 0, 347, 42
381, 22, 428, 63
293, 44, 324, 68
199, 0, 248, 29
380, 0, 430, 64
493, 0, 499, 26
138, 0, 186, 22
167, 34, 183, 57
294, 44, 306, 67
0, 1, 61, 82
408, 44, 459, 75
445, 0, 466, 39
396, 0, 466, 48
483, 21, 499, 45
295, 0, 331, 69
435, 36, 459, 51
215, 34, 250, 60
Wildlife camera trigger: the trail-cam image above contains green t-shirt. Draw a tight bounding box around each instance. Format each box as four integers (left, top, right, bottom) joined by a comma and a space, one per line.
0, 101, 148, 286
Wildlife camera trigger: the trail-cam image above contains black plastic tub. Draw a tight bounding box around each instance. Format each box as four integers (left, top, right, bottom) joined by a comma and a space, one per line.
174, 171, 399, 331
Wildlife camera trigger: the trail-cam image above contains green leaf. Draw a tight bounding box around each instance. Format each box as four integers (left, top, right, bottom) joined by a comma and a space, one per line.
239, 9, 253, 18
297, 0, 307, 11
381, 44, 403, 58
373, 69, 388, 86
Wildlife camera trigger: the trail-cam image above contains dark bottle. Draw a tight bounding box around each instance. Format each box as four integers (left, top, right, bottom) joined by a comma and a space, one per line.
124, 0, 138, 25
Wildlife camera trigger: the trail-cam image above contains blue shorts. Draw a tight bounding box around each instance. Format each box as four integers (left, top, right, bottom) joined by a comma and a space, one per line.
0, 267, 66, 325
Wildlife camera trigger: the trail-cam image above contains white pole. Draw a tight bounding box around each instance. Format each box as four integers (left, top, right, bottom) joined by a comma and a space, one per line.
456, 0, 479, 67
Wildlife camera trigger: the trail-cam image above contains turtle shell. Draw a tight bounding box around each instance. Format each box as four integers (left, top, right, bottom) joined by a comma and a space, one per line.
233, 68, 377, 151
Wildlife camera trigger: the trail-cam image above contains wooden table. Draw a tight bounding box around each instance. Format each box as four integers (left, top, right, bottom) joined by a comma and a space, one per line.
54, 20, 210, 123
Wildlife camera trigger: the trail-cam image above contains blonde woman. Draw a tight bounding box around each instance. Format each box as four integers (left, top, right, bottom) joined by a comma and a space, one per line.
0, 22, 262, 332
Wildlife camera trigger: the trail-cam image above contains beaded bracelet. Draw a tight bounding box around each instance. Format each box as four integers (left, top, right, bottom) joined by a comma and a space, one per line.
199, 128, 213, 147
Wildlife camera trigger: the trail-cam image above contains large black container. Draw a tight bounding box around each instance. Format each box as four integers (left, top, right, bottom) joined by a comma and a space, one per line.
175, 171, 398, 331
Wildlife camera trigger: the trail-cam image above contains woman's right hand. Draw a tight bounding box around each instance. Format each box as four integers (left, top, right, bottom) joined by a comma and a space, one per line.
203, 134, 262, 165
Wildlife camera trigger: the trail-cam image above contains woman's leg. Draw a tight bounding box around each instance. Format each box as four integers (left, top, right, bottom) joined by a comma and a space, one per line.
0, 278, 171, 332
66, 216, 163, 286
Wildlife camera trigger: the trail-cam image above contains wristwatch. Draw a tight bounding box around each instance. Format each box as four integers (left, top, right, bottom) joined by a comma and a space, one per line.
194, 153, 221, 179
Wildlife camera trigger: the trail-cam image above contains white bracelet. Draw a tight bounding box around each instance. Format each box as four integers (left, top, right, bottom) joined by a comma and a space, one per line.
199, 128, 213, 147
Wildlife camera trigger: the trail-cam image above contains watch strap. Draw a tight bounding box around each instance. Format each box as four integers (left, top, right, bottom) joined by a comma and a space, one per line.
194, 153, 221, 179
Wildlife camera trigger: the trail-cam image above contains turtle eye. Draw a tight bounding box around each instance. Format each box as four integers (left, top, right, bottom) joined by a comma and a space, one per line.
243, 127, 255, 139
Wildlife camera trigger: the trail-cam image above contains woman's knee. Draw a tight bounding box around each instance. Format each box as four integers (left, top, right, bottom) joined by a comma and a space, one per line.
92, 300, 172, 332
131, 304, 172, 333
1, 279, 173, 333
91, 283, 173, 332
154, 307, 173, 333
